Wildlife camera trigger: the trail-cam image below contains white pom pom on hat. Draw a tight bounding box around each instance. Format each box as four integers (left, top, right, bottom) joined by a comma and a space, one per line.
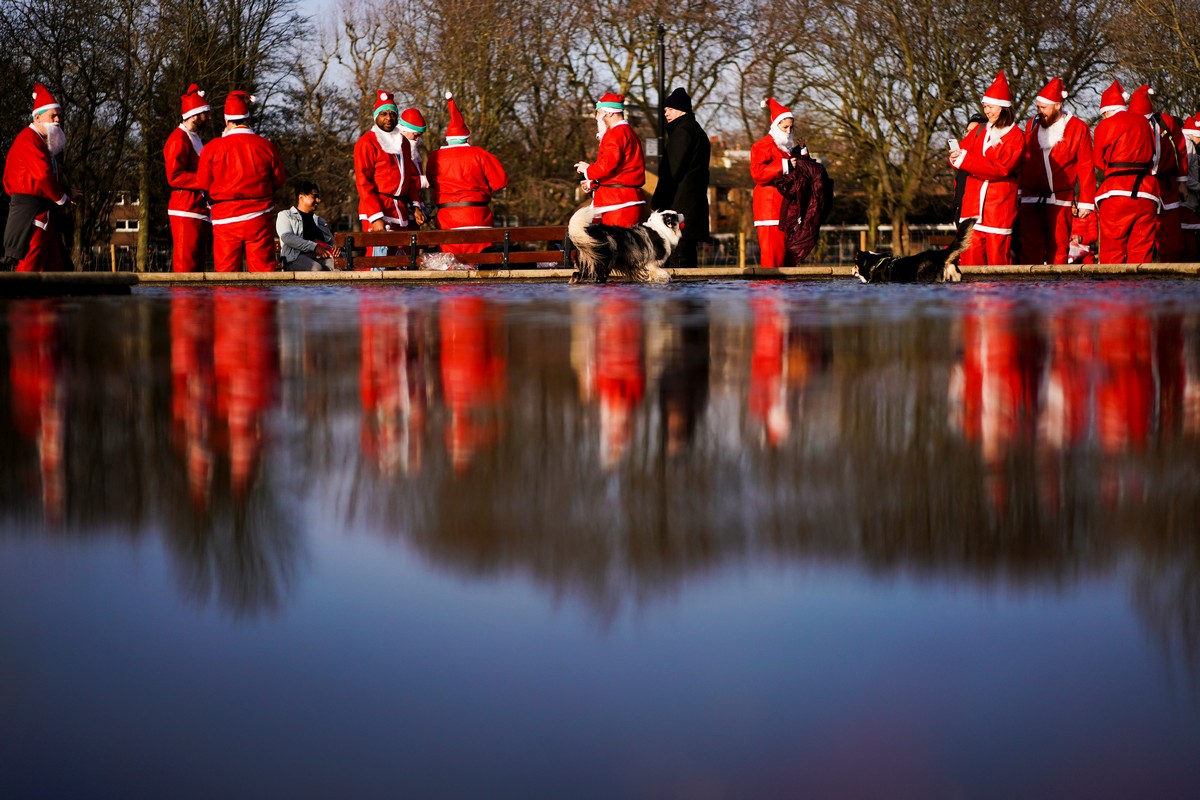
445, 90, 453, 100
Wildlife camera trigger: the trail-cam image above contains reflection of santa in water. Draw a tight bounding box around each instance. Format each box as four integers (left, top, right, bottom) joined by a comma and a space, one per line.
171, 293, 216, 506
8, 301, 65, 523
1094, 310, 1153, 452
594, 296, 645, 468
360, 299, 427, 476
748, 295, 789, 446
213, 289, 278, 499
439, 294, 506, 473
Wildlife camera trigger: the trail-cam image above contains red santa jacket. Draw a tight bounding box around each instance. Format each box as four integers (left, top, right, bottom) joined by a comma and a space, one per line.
750, 134, 791, 225
584, 121, 645, 213
1149, 113, 1187, 209
355, 128, 423, 225
953, 122, 1025, 235
1019, 114, 1096, 212
1094, 110, 1161, 207
2, 125, 69, 206
195, 127, 285, 223
426, 143, 508, 227
163, 125, 209, 219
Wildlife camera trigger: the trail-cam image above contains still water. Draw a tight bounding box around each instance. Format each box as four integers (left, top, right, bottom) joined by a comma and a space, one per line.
2, 280, 1199, 798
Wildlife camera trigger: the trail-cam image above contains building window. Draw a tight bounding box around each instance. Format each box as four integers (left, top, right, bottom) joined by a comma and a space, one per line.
114, 219, 140, 231
115, 194, 126, 205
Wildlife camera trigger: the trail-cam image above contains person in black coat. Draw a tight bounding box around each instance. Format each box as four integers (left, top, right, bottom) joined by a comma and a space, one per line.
652, 87, 710, 268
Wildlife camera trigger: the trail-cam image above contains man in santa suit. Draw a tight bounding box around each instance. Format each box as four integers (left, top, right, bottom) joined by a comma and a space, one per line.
1017, 78, 1096, 264
426, 92, 508, 254
1128, 85, 1189, 261
950, 71, 1025, 266
195, 91, 286, 272
1181, 114, 1200, 260
574, 92, 647, 227
1093, 80, 1161, 263
163, 84, 211, 272
2, 84, 79, 272
354, 93, 427, 240
750, 98, 802, 268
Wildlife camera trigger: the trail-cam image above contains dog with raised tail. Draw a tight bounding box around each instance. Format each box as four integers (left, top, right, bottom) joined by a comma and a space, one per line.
852, 219, 975, 284
568, 204, 684, 284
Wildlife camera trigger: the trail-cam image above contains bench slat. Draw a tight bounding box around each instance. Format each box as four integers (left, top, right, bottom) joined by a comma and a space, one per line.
333, 226, 567, 248
333, 250, 566, 270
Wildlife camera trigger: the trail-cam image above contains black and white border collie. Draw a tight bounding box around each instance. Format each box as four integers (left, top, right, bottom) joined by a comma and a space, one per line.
852, 219, 975, 284
568, 204, 684, 284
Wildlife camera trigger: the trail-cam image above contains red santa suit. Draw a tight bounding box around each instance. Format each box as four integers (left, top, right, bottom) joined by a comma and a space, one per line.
1093, 83, 1160, 264
354, 126, 423, 231
1017, 87, 1096, 264
163, 85, 211, 272
439, 295, 506, 472
196, 93, 286, 273
3, 120, 70, 272
426, 94, 507, 254
750, 97, 796, 268
1149, 111, 1188, 261
582, 95, 646, 226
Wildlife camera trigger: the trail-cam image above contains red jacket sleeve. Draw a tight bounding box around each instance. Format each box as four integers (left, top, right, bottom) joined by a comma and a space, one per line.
195, 143, 214, 193
164, 131, 202, 191
269, 139, 286, 191
750, 138, 787, 186
2, 128, 68, 203
1075, 120, 1097, 209
959, 128, 1024, 181
480, 149, 508, 192
586, 128, 626, 184
354, 135, 384, 221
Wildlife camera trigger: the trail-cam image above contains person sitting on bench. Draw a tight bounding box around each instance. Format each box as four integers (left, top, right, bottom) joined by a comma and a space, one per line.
276, 180, 340, 270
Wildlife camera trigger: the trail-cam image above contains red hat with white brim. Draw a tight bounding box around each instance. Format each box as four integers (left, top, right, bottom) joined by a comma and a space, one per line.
374, 91, 398, 118
1099, 80, 1127, 115
761, 97, 792, 128
595, 92, 625, 113
1183, 114, 1200, 137
399, 107, 426, 133
224, 90, 255, 121
982, 71, 1012, 108
31, 83, 60, 118
181, 84, 210, 120
444, 92, 470, 143
1127, 85, 1154, 117
1035, 78, 1066, 106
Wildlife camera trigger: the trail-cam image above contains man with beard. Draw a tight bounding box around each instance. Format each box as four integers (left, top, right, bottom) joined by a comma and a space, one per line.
651, 87, 710, 269
163, 83, 212, 272
1016, 78, 1096, 264
425, 92, 508, 255
2, 84, 79, 272
195, 90, 286, 272
751, 98, 805, 268
574, 92, 647, 226
354, 92, 426, 256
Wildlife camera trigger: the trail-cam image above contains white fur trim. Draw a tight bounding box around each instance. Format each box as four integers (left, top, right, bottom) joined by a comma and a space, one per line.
982, 95, 1012, 108
211, 208, 272, 225
168, 210, 211, 221
973, 223, 1013, 235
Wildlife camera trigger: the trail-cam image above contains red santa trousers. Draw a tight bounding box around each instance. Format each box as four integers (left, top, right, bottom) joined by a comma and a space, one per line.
212, 214, 275, 273
756, 225, 788, 268
599, 204, 647, 227
437, 206, 493, 255
1098, 197, 1158, 264
958, 231, 1011, 266
1156, 207, 1186, 262
1017, 203, 1072, 264
15, 216, 63, 273
170, 215, 209, 272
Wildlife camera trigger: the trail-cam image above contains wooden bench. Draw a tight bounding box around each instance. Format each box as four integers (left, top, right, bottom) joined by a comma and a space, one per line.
332, 226, 572, 270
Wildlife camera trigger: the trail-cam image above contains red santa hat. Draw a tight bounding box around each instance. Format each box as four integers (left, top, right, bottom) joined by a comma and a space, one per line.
1127, 84, 1154, 117
444, 91, 470, 142
595, 92, 625, 113
399, 107, 426, 133
1035, 77, 1067, 106
981, 71, 1012, 108
1099, 80, 1127, 115
224, 90, 256, 121
761, 97, 792, 128
1183, 113, 1200, 138
373, 90, 398, 118
31, 83, 60, 118
181, 84, 210, 120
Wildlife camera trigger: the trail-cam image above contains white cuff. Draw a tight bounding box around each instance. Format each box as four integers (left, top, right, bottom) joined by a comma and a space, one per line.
420, 176, 430, 189
367, 211, 384, 223
1077, 203, 1095, 211
952, 151, 966, 169
57, 193, 69, 205
782, 159, 790, 175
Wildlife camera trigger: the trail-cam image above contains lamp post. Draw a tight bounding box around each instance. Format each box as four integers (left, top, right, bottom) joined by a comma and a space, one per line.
657, 23, 666, 171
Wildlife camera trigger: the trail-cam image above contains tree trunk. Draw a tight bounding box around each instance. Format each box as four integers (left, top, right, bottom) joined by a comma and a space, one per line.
865, 196, 882, 252
890, 210, 910, 257
137, 131, 152, 273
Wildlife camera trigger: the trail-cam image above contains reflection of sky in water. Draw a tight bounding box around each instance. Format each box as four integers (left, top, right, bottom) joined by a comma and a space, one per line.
2, 280, 1200, 797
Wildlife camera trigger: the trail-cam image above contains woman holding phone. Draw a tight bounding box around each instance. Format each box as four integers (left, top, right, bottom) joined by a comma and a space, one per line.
949, 72, 1026, 265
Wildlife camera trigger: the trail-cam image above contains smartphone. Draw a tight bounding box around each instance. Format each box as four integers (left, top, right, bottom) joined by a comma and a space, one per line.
947, 137, 959, 150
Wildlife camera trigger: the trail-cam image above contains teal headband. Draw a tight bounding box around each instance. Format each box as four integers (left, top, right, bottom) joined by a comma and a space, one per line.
595, 101, 624, 112
398, 118, 426, 133
374, 103, 398, 118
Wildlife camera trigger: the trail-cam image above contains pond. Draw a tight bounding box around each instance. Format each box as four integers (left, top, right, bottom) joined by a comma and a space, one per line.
2, 279, 1199, 798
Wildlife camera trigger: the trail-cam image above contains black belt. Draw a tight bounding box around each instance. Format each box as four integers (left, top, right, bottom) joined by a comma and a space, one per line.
438, 201, 488, 208
1104, 166, 1150, 197
598, 183, 640, 189
210, 196, 270, 203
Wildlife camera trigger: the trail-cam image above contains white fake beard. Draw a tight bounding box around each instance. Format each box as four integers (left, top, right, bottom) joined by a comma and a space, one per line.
596, 117, 606, 141
43, 122, 66, 157
770, 125, 793, 152
373, 124, 407, 155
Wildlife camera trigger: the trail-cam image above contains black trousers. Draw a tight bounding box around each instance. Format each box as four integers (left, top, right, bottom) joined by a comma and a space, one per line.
3, 194, 48, 266
668, 239, 699, 269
